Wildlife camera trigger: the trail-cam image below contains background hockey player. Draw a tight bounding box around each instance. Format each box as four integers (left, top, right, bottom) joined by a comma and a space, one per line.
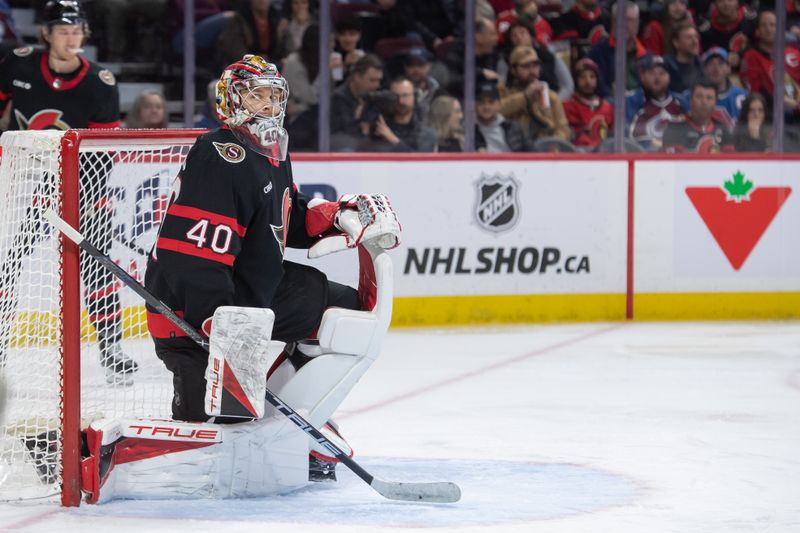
144, 54, 401, 483
0, 0, 135, 382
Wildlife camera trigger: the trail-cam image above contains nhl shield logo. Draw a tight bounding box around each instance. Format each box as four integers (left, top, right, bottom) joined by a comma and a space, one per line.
474, 173, 520, 232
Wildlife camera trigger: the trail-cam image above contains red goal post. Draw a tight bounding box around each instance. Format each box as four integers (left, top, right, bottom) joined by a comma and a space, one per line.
0, 129, 203, 506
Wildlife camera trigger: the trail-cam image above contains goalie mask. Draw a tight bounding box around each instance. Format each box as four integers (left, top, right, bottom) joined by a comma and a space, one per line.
216, 55, 290, 161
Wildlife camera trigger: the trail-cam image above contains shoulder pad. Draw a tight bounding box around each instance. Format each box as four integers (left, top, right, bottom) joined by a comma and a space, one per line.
13, 47, 33, 57
98, 69, 116, 86
212, 141, 247, 163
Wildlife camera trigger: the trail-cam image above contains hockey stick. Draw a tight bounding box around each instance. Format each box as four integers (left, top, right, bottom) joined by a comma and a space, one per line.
43, 209, 461, 504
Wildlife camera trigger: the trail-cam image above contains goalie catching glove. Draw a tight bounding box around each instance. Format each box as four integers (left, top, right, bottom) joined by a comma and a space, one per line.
306, 194, 401, 258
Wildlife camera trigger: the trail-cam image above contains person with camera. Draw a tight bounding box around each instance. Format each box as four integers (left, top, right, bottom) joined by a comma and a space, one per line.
330, 53, 384, 151
368, 76, 436, 152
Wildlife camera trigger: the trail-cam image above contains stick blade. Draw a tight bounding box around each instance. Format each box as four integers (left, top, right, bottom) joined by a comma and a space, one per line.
371, 479, 461, 503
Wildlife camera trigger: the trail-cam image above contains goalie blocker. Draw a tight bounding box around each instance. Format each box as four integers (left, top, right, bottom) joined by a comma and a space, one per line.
81, 239, 393, 502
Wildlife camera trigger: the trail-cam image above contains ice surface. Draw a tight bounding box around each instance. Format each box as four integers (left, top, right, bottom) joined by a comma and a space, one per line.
1, 321, 799, 532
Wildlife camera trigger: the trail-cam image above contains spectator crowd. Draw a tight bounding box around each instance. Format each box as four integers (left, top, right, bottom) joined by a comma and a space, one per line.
2, 0, 800, 152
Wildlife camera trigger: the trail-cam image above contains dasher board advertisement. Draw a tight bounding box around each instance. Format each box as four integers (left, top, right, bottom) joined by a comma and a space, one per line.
635, 160, 799, 293
289, 160, 629, 298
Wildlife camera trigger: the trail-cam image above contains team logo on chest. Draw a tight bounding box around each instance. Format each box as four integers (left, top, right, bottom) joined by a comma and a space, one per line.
212, 142, 246, 163
270, 188, 292, 256
15, 109, 70, 130
98, 69, 116, 86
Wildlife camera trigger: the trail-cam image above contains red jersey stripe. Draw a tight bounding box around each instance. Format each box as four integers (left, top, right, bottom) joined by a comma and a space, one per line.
88, 120, 122, 129
166, 204, 247, 237
147, 310, 188, 338
156, 237, 235, 265
40, 53, 90, 91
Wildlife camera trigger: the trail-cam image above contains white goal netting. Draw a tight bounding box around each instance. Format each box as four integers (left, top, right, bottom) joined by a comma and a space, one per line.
0, 130, 199, 502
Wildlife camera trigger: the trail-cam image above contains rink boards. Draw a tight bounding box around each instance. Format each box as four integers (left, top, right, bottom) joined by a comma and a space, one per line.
10, 153, 798, 337
289, 155, 800, 324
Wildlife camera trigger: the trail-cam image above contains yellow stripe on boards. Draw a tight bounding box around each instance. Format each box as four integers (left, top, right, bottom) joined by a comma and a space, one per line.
634, 292, 800, 320
7, 292, 798, 345
9, 306, 150, 347
391, 294, 626, 326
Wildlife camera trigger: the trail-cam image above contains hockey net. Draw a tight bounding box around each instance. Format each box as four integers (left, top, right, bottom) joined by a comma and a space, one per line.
0, 129, 202, 505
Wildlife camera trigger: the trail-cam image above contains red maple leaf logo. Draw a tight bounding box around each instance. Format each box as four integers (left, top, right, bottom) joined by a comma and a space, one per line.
686, 175, 791, 270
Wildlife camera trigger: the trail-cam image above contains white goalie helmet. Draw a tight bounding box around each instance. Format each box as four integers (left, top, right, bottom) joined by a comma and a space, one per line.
216, 55, 290, 160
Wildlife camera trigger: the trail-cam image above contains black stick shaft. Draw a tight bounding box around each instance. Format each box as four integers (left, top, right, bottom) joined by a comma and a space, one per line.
44, 210, 391, 493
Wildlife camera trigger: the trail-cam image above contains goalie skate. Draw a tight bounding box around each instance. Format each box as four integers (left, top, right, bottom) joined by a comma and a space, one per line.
21, 430, 59, 485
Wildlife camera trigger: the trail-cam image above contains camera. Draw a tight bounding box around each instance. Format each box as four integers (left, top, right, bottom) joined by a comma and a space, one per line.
362, 90, 399, 120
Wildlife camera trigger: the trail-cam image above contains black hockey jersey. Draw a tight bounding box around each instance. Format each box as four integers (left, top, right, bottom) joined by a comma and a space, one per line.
662, 115, 734, 153
144, 128, 315, 339
0, 46, 120, 130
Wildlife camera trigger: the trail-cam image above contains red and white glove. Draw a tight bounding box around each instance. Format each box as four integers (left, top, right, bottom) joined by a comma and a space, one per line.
306, 194, 402, 258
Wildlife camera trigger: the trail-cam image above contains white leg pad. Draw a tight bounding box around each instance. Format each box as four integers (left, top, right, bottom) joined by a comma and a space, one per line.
81, 417, 309, 503
265, 307, 385, 430
205, 306, 275, 419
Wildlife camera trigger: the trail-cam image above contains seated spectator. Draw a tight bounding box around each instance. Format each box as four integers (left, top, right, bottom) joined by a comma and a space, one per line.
333, 16, 366, 86
330, 53, 384, 151
741, 10, 800, 117
562, 58, 614, 149
474, 16, 507, 83
588, 0, 646, 98
641, 0, 692, 56
368, 76, 436, 152
275, 0, 317, 60
698, 0, 754, 68
475, 79, 533, 152
626, 55, 685, 150
402, 47, 443, 124
664, 23, 703, 93
215, 0, 281, 73
444, 16, 507, 97
496, 0, 554, 47
501, 45, 570, 141
733, 92, 770, 151
552, 0, 609, 44
681, 47, 747, 130
281, 24, 321, 122
503, 20, 573, 101
662, 80, 735, 152
429, 95, 464, 152
125, 90, 168, 129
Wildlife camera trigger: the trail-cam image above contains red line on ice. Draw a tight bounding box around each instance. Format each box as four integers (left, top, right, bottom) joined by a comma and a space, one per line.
341, 323, 624, 419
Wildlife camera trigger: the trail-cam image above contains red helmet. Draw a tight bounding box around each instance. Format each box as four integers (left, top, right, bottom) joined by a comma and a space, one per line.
216, 55, 290, 160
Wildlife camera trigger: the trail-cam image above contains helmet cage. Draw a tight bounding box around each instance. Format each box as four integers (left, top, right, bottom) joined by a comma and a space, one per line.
218, 58, 290, 160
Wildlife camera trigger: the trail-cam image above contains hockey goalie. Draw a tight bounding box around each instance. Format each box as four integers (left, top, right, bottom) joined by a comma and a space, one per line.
80, 55, 402, 503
